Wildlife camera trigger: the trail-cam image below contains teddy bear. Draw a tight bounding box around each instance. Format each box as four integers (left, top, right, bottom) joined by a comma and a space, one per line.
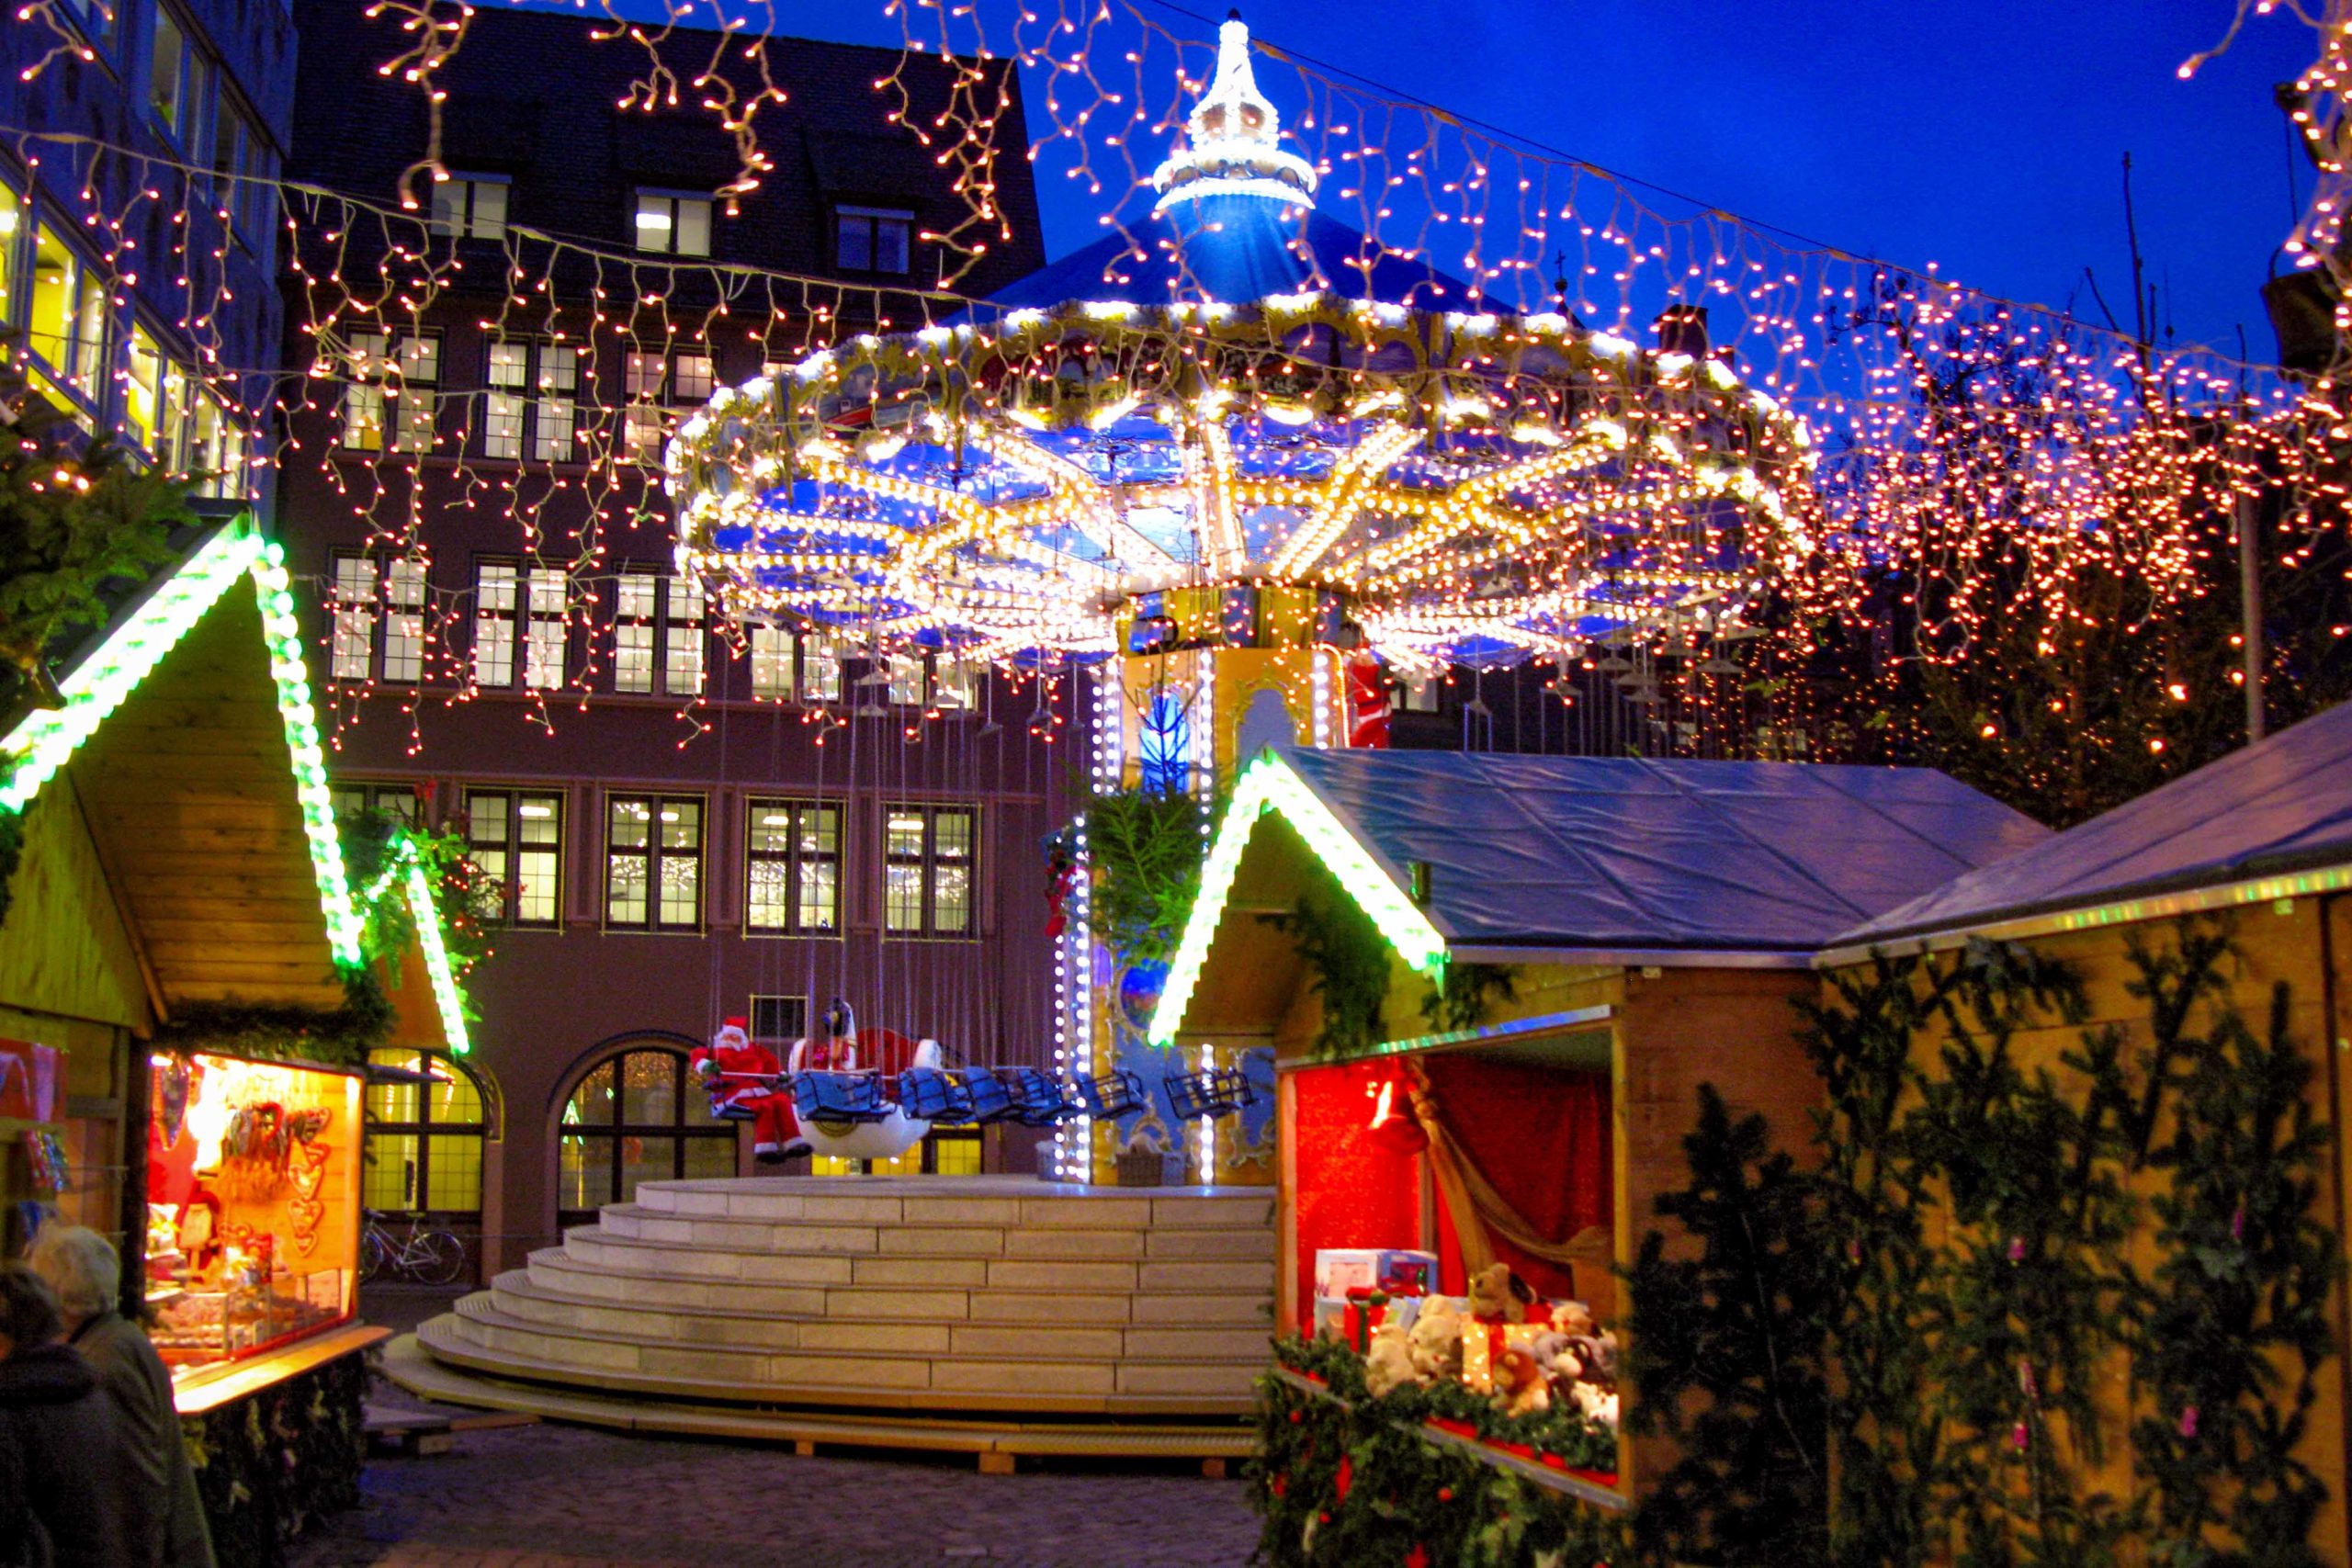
1548, 1300, 1597, 1339
1407, 1294, 1464, 1384
1493, 1345, 1551, 1418
1572, 1380, 1620, 1428
1467, 1262, 1534, 1323
1526, 1329, 1583, 1389
1363, 1317, 1418, 1397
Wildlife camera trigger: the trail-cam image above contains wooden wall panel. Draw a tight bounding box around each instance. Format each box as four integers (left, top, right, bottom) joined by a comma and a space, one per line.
0, 780, 153, 1032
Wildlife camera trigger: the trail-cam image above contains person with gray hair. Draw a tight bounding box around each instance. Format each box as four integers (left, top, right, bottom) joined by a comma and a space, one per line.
27, 1225, 216, 1568
0, 1260, 129, 1568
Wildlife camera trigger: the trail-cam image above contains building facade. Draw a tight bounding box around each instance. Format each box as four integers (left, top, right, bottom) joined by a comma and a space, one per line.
0, 0, 288, 490
277, 3, 1064, 1274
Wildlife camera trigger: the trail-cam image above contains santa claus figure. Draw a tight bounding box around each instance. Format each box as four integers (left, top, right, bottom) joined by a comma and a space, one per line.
690, 1017, 803, 1165
1346, 651, 1392, 750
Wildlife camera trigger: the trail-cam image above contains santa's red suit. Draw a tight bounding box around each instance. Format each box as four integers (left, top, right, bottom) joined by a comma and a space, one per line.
1346, 651, 1392, 749
691, 1018, 802, 1164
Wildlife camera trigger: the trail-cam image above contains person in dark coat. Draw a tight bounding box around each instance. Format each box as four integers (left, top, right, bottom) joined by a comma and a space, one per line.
0, 1262, 130, 1568
28, 1226, 215, 1568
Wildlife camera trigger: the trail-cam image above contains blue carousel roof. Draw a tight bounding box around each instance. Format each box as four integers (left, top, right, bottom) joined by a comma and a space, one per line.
979, 196, 1498, 312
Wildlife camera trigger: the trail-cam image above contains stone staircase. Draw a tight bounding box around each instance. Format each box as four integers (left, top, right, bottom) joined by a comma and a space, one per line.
406, 1176, 1278, 1437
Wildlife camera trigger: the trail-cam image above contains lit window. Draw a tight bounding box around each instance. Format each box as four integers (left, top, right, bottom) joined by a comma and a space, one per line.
122, 325, 169, 456
633, 192, 711, 257
150, 8, 190, 141
55, 0, 116, 50
885, 804, 976, 937
187, 390, 251, 499
465, 788, 562, 927
384, 558, 427, 683
430, 175, 508, 242
340, 331, 438, 454
745, 799, 840, 934
484, 336, 582, 464
212, 98, 271, 243
613, 573, 657, 694
799, 636, 843, 703
663, 576, 704, 695
749, 626, 793, 700
472, 561, 517, 687
364, 1048, 488, 1218
672, 352, 714, 404
606, 795, 702, 931
330, 556, 378, 680
933, 660, 978, 710
28, 222, 107, 407
524, 567, 568, 689
1399, 671, 1442, 714
0, 185, 19, 325
836, 207, 912, 275
330, 780, 419, 827
559, 1048, 735, 1224
887, 652, 924, 705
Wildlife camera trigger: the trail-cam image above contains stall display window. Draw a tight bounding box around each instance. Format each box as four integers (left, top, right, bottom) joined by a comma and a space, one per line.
142, 1053, 362, 1382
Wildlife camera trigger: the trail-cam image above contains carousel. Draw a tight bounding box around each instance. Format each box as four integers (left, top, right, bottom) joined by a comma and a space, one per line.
399, 15, 1814, 1458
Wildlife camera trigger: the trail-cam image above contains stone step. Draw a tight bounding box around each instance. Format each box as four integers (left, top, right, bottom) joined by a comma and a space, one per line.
559, 1225, 1274, 1299
490, 1271, 1276, 1364
434, 1306, 1262, 1414
597, 1204, 1276, 1261
526, 1247, 1273, 1326
631, 1177, 1274, 1235
380, 1332, 1256, 1461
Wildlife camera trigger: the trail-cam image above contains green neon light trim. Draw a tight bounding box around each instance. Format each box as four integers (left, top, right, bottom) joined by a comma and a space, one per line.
249, 543, 368, 967
357, 835, 475, 1058
1148, 751, 1449, 1046
0, 521, 266, 812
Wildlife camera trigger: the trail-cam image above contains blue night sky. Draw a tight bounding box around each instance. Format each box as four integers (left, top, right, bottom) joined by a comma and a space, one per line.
560, 1, 2317, 356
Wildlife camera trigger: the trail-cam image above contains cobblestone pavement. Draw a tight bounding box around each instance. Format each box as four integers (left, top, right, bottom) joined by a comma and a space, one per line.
291, 1372, 1261, 1568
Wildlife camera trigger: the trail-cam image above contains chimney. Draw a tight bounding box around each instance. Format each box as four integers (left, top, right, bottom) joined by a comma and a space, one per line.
1653, 304, 1709, 357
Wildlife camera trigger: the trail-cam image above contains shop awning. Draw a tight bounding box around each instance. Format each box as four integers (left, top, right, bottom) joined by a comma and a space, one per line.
1835, 699, 2352, 950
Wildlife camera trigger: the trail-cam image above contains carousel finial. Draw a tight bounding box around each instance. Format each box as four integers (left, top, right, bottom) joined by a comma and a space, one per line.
1150, 11, 1318, 212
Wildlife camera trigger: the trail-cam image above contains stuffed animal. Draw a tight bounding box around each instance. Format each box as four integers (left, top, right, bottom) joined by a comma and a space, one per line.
1467, 1262, 1534, 1323
1548, 1300, 1597, 1339
1363, 1318, 1418, 1397
1494, 1345, 1551, 1418
1572, 1381, 1620, 1428
1407, 1294, 1464, 1383
1527, 1329, 1583, 1388
1566, 1328, 1620, 1387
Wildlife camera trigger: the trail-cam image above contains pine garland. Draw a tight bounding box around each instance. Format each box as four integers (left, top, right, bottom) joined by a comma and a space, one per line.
1263, 886, 1391, 1059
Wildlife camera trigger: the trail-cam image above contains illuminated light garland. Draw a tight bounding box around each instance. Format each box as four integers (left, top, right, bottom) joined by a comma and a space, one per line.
0, 519, 367, 968
357, 838, 475, 1058
1148, 749, 1447, 1048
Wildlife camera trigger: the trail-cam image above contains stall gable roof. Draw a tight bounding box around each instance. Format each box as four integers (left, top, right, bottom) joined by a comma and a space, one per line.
0, 518, 469, 1049
1148, 746, 2044, 1043
1838, 698, 2352, 948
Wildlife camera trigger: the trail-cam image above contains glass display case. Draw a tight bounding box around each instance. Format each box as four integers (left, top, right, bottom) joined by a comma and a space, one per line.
143, 1052, 361, 1382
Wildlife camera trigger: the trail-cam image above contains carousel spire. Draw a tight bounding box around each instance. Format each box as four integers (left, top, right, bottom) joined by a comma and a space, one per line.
1150, 11, 1319, 212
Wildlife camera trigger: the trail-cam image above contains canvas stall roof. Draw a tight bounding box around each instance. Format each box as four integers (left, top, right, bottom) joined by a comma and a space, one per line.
1281, 748, 2048, 957
1838, 699, 2352, 949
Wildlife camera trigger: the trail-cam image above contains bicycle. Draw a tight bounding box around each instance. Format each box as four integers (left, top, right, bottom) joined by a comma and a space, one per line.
360, 1209, 468, 1285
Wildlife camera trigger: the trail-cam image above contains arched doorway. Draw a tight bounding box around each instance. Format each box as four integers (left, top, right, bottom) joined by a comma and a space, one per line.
363, 1048, 495, 1280
555, 1041, 738, 1229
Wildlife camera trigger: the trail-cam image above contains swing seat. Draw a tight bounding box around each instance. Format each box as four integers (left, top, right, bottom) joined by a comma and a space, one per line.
790, 1071, 889, 1125
1164, 1067, 1255, 1122
955, 1067, 1018, 1123
1074, 1068, 1150, 1118
1004, 1067, 1078, 1126
898, 1066, 977, 1124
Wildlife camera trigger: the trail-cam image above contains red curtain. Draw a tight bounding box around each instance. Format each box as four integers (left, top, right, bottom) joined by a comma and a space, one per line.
1420, 1055, 1611, 1302
1289, 1060, 1422, 1325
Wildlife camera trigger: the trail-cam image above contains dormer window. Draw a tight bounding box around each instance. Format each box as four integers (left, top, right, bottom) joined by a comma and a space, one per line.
431, 175, 508, 241
634, 191, 711, 258
835, 206, 911, 275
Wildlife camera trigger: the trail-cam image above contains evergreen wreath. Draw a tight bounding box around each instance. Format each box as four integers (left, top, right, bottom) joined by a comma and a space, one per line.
1263, 880, 1392, 1059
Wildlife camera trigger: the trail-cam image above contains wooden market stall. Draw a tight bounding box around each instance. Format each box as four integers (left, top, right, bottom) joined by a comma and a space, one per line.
0, 513, 467, 1558
1150, 744, 2047, 1505
1815, 698, 2352, 1563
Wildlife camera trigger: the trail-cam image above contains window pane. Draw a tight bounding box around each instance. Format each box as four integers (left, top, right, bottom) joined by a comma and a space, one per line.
876, 216, 910, 275
625, 351, 664, 400
888, 653, 924, 705
467, 791, 509, 844
618, 1052, 676, 1125
659, 852, 700, 927
559, 1133, 613, 1212
887, 812, 924, 859
428, 1062, 482, 1125
748, 805, 794, 856
487, 342, 527, 388
837, 213, 871, 271
682, 1135, 734, 1178
365, 1131, 420, 1211
609, 799, 649, 849
430, 180, 462, 236
801, 807, 839, 856
621, 1135, 678, 1201
750, 626, 791, 699
800, 638, 842, 702
366, 1048, 424, 1123
514, 843, 560, 924
933, 863, 971, 932
674, 199, 711, 258
517, 794, 561, 845
424, 1134, 482, 1211
565, 1060, 616, 1127
673, 355, 714, 404
659, 800, 700, 852
747, 858, 791, 931
471, 180, 507, 241
151, 10, 187, 135
935, 810, 973, 860
798, 859, 838, 931
608, 856, 647, 923
633, 194, 671, 253
886, 864, 923, 931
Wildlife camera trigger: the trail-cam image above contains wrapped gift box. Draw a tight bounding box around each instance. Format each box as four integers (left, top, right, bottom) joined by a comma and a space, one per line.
1312, 1247, 1438, 1301
1461, 1319, 1553, 1393
1313, 1292, 1422, 1345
